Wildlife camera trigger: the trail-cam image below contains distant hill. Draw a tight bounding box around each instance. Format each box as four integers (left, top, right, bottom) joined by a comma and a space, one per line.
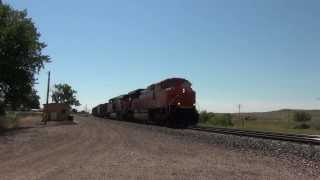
232, 109, 320, 122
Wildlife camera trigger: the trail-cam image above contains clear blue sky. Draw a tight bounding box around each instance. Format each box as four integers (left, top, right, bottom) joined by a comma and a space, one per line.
6, 0, 320, 112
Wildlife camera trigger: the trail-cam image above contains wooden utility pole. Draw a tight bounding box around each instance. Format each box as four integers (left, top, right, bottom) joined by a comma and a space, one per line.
42, 71, 51, 125
46, 71, 51, 105
238, 104, 243, 128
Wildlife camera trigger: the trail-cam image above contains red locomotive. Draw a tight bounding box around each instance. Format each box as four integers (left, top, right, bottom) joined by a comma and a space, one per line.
92, 78, 198, 128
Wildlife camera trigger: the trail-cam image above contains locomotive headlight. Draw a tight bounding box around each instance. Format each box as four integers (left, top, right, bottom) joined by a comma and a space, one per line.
177, 102, 181, 106
182, 88, 186, 94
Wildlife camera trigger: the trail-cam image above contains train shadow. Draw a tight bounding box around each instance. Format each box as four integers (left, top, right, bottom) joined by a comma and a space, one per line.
94, 116, 190, 129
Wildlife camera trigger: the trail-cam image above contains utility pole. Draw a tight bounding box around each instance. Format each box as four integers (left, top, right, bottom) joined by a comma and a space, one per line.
46, 71, 51, 105
238, 104, 243, 128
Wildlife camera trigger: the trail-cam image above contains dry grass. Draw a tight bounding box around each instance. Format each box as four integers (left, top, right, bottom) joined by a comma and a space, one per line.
0, 112, 18, 130
0, 111, 42, 130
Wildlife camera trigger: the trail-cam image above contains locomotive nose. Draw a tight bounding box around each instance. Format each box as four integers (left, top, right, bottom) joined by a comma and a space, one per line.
167, 86, 195, 107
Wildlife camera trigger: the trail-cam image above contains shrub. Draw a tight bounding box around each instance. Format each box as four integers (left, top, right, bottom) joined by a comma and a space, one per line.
244, 116, 257, 121
199, 111, 214, 123
207, 114, 233, 127
293, 111, 312, 122
0, 101, 5, 116
0, 112, 18, 130
294, 123, 310, 129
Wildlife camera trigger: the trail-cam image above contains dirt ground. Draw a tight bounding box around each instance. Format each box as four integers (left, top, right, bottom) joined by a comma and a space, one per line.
0, 115, 319, 180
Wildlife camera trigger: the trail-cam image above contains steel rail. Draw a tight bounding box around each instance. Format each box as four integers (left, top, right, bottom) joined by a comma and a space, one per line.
189, 126, 320, 145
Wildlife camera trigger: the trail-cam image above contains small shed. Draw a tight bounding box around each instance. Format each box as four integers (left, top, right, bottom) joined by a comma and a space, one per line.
42, 103, 71, 122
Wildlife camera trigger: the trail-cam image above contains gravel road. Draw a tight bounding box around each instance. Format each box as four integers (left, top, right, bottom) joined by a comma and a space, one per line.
0, 115, 319, 180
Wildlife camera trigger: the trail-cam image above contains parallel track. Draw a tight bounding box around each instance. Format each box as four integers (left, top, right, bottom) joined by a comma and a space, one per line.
189, 126, 320, 145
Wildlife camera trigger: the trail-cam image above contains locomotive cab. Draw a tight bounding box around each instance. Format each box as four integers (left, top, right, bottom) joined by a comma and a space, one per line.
159, 78, 196, 108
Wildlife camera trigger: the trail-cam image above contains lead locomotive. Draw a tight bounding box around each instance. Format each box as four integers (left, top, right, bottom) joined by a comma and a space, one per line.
92, 78, 198, 128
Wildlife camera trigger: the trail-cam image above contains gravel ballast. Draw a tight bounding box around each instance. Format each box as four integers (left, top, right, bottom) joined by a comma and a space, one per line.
144, 125, 320, 161
0, 115, 319, 180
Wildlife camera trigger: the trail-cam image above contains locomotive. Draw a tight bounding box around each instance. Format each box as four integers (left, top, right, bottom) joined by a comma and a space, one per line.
92, 78, 198, 128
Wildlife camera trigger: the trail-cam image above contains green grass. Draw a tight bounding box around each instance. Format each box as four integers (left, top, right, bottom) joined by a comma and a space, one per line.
232, 119, 320, 135
199, 110, 320, 135
199, 120, 320, 135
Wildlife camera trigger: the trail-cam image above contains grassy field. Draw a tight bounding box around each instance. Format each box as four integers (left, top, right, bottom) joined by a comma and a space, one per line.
199, 109, 320, 135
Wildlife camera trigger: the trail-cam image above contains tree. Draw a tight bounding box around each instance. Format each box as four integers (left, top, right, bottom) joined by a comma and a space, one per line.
51, 84, 80, 107
0, 89, 4, 115
0, 4, 50, 110
0, 98, 4, 115
293, 111, 312, 129
22, 89, 40, 109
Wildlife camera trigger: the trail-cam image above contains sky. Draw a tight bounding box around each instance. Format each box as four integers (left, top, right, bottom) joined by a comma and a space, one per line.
5, 0, 320, 112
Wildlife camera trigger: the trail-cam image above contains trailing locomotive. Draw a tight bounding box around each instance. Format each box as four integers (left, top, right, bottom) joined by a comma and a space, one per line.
92, 78, 198, 128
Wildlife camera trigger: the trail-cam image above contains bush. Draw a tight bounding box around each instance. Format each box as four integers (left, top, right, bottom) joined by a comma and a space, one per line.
207, 114, 233, 127
0, 101, 5, 116
293, 111, 312, 122
199, 111, 233, 127
294, 123, 310, 129
0, 112, 18, 130
199, 111, 214, 123
244, 116, 257, 121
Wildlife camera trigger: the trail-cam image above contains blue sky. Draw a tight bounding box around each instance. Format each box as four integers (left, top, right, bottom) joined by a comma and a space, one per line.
6, 0, 320, 112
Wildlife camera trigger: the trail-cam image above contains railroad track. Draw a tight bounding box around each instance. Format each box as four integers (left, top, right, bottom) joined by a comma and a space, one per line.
189, 126, 320, 145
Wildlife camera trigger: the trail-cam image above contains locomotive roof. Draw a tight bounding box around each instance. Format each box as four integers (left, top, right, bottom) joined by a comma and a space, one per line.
128, 89, 145, 95
109, 94, 128, 101
147, 78, 191, 89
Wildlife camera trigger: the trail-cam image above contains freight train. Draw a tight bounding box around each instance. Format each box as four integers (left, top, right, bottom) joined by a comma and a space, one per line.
92, 78, 198, 128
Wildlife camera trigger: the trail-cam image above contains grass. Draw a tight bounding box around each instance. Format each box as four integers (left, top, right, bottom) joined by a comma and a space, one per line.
199, 110, 320, 135
0, 112, 19, 130
199, 120, 320, 135
0, 111, 41, 130
232, 119, 320, 135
